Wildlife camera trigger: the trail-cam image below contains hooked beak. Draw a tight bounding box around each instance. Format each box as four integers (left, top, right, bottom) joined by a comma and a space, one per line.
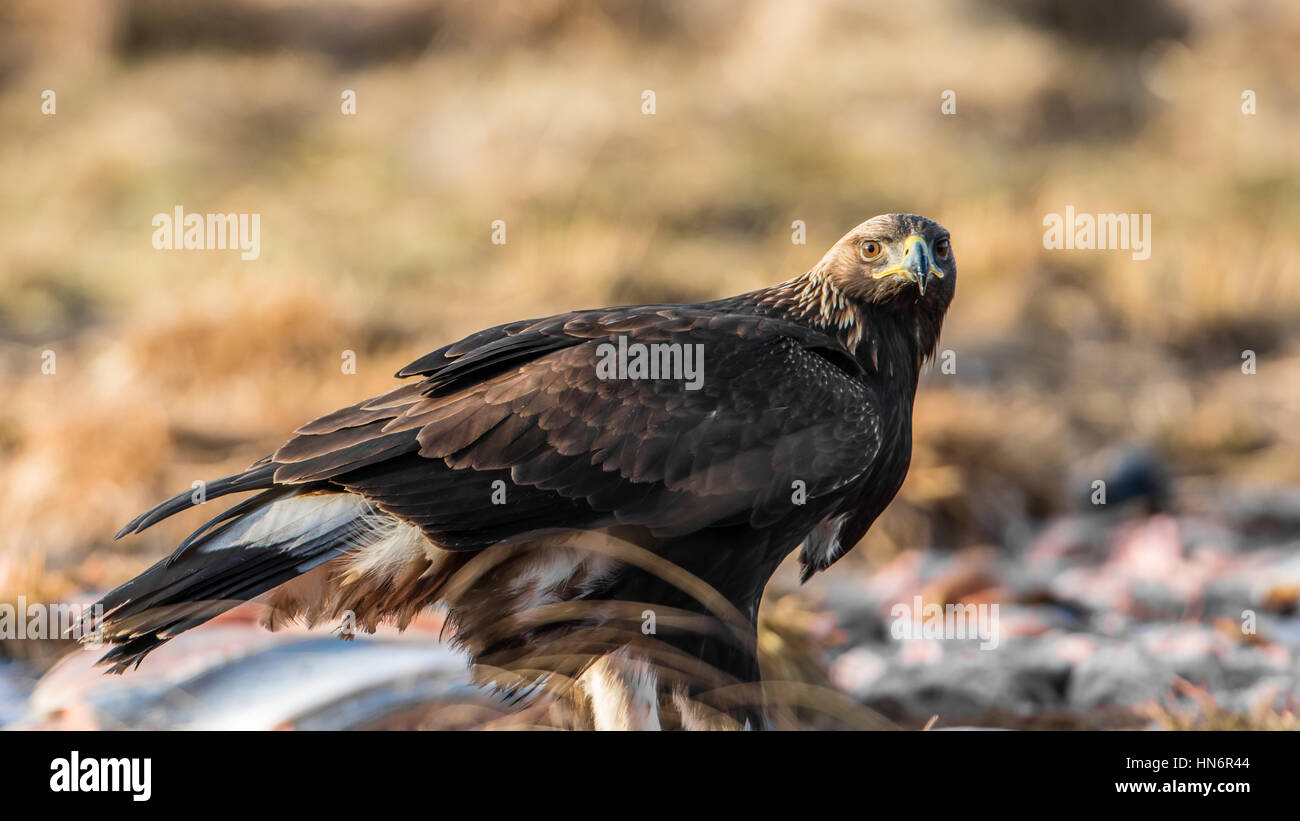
902, 236, 930, 295
875, 235, 944, 295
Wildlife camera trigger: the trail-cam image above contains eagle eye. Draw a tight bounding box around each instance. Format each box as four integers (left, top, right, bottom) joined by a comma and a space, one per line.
859, 240, 884, 262
934, 238, 951, 259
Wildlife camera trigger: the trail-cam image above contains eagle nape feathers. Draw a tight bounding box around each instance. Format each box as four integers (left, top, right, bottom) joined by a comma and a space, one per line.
81, 213, 956, 730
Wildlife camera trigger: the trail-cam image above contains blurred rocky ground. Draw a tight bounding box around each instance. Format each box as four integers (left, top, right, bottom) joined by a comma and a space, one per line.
802, 476, 1300, 728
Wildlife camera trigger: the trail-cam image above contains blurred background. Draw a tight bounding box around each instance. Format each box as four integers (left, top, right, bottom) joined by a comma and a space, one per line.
2, 0, 1299, 729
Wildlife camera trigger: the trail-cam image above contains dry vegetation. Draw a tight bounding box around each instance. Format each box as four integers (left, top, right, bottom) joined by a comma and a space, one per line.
1, 0, 1298, 727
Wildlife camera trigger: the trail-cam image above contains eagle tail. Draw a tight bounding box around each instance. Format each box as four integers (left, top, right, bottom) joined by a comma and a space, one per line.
85, 488, 380, 673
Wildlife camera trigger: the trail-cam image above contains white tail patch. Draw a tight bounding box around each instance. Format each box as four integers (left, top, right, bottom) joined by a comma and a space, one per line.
210, 493, 374, 555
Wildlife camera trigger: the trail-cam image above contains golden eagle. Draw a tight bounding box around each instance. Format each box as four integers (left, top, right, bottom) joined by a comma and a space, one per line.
84, 213, 956, 729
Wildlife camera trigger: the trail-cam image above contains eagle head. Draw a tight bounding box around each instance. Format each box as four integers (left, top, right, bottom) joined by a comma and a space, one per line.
817, 213, 956, 312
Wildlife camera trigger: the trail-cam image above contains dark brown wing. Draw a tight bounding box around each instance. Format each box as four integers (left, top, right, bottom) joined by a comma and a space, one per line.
266, 306, 884, 546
